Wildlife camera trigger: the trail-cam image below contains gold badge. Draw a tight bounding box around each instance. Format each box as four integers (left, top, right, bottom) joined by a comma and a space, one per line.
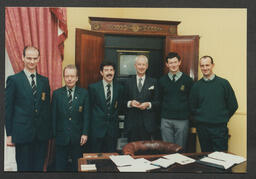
41, 92, 46, 101
115, 101, 118, 109
180, 85, 185, 91
79, 106, 83, 112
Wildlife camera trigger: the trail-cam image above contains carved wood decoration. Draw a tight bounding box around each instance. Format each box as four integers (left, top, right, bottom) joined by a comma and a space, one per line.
75, 29, 104, 88
89, 17, 180, 36
165, 36, 199, 81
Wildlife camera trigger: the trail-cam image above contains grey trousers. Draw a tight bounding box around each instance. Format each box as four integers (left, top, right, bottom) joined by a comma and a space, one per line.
161, 118, 189, 149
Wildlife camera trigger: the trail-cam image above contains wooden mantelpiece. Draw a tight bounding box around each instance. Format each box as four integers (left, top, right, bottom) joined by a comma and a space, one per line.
89, 17, 181, 36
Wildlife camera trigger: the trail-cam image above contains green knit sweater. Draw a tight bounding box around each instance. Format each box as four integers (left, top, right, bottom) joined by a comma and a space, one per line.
189, 76, 238, 124
159, 73, 194, 120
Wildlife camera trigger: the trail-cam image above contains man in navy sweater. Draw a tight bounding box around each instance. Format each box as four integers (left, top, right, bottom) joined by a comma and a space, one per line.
189, 56, 238, 152
159, 52, 194, 149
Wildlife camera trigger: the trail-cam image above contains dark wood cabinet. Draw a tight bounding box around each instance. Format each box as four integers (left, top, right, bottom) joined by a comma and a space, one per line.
76, 17, 199, 88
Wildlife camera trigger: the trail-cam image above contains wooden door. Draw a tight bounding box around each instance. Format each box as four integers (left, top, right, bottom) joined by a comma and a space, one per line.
165, 36, 199, 80
75, 28, 104, 88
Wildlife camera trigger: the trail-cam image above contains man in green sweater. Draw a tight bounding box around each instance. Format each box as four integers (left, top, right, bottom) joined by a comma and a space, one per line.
189, 56, 238, 152
159, 52, 194, 149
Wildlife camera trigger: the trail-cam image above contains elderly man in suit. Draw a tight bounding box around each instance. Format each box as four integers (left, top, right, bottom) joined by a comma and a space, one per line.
88, 61, 124, 153
5, 46, 52, 171
52, 64, 89, 171
124, 55, 160, 142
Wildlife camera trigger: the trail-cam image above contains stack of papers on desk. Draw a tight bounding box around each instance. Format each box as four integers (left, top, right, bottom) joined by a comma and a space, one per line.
80, 164, 97, 172
198, 151, 246, 170
163, 153, 196, 165
151, 158, 175, 168
109, 155, 135, 167
110, 153, 197, 172
117, 158, 160, 172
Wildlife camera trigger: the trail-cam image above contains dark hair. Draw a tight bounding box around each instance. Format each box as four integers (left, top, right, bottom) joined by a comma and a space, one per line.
63, 64, 78, 76
23, 46, 40, 57
200, 55, 214, 64
166, 52, 181, 62
100, 61, 116, 71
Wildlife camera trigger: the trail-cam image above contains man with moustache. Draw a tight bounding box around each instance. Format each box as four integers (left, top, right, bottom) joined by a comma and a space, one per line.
124, 55, 160, 142
5, 46, 51, 171
158, 52, 194, 150
88, 61, 124, 152
52, 64, 89, 171
189, 56, 238, 152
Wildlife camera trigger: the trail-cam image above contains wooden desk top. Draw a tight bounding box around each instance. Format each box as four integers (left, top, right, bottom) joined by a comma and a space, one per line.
78, 152, 247, 173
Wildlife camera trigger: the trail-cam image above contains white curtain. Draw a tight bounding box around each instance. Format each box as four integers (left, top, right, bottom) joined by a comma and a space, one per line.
4, 48, 17, 171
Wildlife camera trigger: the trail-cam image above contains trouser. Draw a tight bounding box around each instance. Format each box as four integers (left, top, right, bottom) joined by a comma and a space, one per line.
161, 118, 189, 149
127, 119, 155, 142
91, 130, 117, 153
15, 140, 48, 172
55, 142, 83, 172
196, 122, 228, 152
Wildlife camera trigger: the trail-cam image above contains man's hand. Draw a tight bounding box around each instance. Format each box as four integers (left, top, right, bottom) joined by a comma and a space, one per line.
80, 135, 88, 146
130, 100, 141, 108
6, 136, 15, 147
138, 102, 150, 110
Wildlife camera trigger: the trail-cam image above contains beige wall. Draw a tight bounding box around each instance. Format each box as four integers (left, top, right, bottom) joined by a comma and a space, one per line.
64, 8, 247, 158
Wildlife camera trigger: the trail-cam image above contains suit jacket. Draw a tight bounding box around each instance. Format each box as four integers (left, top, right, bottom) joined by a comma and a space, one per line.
88, 80, 124, 139
52, 86, 90, 146
124, 75, 160, 133
5, 71, 52, 143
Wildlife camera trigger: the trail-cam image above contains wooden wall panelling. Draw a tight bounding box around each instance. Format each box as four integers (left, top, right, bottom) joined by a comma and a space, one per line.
165, 35, 199, 81
75, 28, 104, 88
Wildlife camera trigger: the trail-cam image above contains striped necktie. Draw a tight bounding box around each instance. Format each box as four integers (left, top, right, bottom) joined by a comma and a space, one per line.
31, 74, 37, 96
68, 88, 73, 112
106, 84, 111, 109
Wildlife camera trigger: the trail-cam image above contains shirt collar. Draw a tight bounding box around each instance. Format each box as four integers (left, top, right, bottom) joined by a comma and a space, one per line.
24, 68, 36, 78
203, 74, 215, 81
136, 75, 146, 81
102, 80, 113, 88
168, 71, 182, 80
66, 86, 76, 92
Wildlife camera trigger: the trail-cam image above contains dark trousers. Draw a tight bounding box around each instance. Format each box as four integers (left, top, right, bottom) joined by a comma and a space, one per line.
91, 130, 117, 153
15, 140, 48, 172
55, 142, 83, 172
196, 122, 228, 152
127, 125, 153, 142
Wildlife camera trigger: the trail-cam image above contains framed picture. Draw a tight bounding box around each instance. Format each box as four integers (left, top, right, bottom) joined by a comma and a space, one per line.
117, 50, 150, 77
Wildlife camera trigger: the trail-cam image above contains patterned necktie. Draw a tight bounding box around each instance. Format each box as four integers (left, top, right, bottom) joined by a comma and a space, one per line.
68, 88, 73, 112
106, 84, 111, 109
138, 77, 143, 92
31, 74, 37, 96
172, 74, 176, 82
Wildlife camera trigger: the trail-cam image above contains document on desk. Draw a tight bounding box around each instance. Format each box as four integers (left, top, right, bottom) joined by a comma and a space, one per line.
81, 164, 97, 172
208, 151, 246, 164
117, 158, 160, 172
151, 158, 175, 168
199, 157, 234, 169
163, 153, 196, 165
109, 155, 135, 167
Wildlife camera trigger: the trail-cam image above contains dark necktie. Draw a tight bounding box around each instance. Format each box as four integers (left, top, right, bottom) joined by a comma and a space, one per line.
138, 78, 143, 92
68, 88, 73, 112
31, 74, 37, 96
172, 74, 176, 82
106, 84, 111, 109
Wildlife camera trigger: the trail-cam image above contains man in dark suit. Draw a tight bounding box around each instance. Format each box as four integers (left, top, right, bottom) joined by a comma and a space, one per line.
5, 46, 52, 171
88, 61, 124, 153
52, 64, 89, 171
124, 55, 160, 142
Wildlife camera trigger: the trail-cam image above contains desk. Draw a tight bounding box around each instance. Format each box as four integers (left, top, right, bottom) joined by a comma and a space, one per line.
78, 153, 246, 173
